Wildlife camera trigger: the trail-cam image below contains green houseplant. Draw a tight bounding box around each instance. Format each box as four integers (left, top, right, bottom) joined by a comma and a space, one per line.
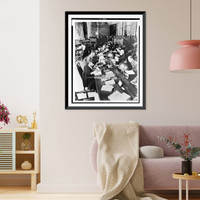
158, 133, 200, 175
21, 133, 32, 151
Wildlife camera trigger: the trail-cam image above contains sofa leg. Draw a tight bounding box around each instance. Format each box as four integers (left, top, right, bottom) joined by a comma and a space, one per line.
179, 179, 182, 200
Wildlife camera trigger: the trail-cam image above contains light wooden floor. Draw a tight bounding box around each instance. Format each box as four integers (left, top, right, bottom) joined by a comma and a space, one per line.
0, 186, 101, 200
0, 186, 200, 200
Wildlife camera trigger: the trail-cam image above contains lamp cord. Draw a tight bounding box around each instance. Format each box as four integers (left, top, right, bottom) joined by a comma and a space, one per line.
190, 0, 192, 40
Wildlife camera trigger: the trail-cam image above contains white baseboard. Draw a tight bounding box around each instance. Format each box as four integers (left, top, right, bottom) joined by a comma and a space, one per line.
37, 183, 102, 193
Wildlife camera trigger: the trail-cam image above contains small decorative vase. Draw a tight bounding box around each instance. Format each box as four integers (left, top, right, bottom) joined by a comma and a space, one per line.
21, 161, 32, 170
182, 160, 192, 175
20, 140, 32, 151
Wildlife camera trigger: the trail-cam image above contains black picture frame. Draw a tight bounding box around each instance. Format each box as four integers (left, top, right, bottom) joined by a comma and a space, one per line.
65, 11, 146, 109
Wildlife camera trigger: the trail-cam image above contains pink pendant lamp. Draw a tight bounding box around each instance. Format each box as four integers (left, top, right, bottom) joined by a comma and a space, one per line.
169, 0, 200, 71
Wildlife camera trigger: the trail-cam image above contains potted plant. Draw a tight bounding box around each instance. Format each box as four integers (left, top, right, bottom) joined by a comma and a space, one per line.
0, 101, 10, 128
21, 133, 32, 151
158, 133, 200, 175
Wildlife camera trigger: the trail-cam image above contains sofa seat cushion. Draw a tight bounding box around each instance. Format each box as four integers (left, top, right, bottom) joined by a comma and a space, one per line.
140, 146, 164, 158
142, 156, 200, 190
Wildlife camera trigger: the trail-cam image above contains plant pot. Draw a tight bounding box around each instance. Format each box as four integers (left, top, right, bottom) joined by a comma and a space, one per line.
182, 160, 192, 175
20, 140, 32, 151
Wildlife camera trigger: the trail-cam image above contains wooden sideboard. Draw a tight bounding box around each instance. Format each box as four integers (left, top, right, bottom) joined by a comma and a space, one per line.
0, 129, 40, 190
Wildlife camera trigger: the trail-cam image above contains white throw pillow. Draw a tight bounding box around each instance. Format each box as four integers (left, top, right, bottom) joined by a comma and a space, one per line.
139, 145, 164, 158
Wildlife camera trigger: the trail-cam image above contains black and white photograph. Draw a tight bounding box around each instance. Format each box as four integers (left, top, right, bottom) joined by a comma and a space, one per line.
65, 12, 145, 109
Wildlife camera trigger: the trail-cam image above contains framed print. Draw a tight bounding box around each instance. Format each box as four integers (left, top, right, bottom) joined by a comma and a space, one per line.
65, 11, 146, 109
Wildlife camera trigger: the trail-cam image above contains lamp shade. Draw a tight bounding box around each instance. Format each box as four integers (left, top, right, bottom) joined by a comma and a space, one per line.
169, 40, 200, 71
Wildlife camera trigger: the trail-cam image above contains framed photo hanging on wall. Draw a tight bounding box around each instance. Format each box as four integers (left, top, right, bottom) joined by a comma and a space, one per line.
65, 11, 146, 109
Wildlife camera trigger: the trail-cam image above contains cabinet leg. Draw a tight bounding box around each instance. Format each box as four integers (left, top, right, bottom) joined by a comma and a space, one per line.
31, 174, 37, 191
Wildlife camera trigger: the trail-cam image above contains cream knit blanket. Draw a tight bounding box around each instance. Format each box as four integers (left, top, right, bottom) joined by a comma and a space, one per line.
94, 122, 166, 200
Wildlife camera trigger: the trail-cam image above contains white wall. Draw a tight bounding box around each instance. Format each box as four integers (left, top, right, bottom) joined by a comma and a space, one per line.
39, 0, 200, 193
0, 0, 39, 129
0, 0, 39, 184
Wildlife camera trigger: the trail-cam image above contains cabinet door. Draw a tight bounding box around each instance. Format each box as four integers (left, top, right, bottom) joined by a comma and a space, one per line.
0, 132, 15, 171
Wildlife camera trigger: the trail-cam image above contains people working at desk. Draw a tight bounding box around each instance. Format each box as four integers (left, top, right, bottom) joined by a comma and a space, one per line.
82, 62, 96, 91
75, 38, 138, 99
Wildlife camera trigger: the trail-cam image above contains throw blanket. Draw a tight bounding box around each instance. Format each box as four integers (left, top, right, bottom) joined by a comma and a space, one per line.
94, 122, 166, 200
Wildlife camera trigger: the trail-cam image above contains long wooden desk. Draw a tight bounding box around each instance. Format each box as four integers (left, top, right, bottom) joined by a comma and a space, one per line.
94, 66, 137, 101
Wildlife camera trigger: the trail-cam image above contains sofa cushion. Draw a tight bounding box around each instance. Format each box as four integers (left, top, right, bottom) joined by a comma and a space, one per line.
142, 156, 200, 190
140, 146, 164, 158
